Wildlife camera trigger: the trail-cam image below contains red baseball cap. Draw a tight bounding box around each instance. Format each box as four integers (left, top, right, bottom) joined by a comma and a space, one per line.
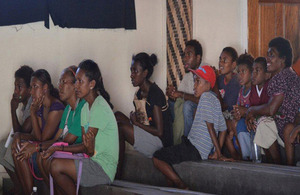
189, 65, 216, 88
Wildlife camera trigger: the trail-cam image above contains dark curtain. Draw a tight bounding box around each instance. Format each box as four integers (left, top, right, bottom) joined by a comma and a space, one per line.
0, 0, 136, 30
0, 0, 49, 28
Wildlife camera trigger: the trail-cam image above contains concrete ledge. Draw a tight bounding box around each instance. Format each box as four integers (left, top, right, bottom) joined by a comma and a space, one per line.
121, 150, 300, 195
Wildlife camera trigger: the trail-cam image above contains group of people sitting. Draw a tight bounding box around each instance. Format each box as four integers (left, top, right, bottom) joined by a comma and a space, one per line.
0, 36, 299, 194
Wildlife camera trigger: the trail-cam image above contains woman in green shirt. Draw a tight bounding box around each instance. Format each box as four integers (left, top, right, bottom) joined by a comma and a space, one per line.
44, 60, 118, 194
36, 66, 85, 186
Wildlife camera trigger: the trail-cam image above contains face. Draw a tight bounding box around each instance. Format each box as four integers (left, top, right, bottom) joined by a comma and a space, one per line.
30, 76, 45, 101
14, 77, 30, 103
58, 71, 75, 102
219, 51, 236, 75
130, 62, 147, 87
267, 47, 285, 73
183, 46, 201, 72
75, 69, 93, 99
252, 62, 267, 86
193, 76, 210, 98
237, 64, 252, 86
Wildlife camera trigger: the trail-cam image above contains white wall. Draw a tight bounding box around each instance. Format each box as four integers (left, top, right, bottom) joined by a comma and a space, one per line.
0, 0, 248, 141
193, 0, 248, 67
0, 0, 166, 140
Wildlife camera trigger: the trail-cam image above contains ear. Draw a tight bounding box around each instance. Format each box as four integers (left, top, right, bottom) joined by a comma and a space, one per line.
43, 84, 48, 94
143, 69, 148, 78
89, 80, 96, 90
196, 55, 202, 65
280, 56, 287, 67
232, 61, 237, 70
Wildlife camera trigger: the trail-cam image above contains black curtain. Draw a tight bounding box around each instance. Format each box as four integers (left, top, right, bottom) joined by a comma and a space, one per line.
0, 0, 136, 30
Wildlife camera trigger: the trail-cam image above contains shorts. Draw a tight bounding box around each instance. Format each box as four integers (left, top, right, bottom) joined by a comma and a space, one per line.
254, 117, 285, 149
74, 158, 111, 187
133, 125, 163, 158
153, 136, 201, 165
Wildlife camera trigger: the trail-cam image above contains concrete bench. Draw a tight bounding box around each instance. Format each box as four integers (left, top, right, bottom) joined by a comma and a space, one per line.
120, 150, 300, 195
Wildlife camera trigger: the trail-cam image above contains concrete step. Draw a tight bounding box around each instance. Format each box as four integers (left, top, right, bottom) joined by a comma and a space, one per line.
121, 150, 300, 195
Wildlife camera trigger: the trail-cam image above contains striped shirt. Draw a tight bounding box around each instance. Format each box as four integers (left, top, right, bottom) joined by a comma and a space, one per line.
188, 91, 226, 160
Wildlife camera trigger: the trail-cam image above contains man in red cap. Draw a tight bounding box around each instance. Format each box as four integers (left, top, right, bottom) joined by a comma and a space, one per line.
153, 65, 231, 189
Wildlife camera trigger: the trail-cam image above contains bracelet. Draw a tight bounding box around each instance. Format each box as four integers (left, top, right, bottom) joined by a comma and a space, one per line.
35, 143, 39, 152
39, 143, 43, 152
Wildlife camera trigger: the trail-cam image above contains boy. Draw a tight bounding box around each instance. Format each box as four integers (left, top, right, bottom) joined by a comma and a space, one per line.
153, 66, 229, 189
166, 40, 202, 144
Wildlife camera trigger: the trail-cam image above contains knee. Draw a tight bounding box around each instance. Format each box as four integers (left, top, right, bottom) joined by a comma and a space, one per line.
50, 159, 63, 177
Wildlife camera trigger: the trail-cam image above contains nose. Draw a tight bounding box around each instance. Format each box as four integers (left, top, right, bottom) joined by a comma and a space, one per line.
130, 72, 134, 79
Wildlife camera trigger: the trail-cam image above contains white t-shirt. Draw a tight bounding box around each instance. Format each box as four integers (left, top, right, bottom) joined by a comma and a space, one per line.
178, 72, 194, 94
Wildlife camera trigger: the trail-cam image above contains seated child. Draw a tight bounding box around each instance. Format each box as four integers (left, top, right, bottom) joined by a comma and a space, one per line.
213, 47, 240, 159
228, 54, 254, 160
153, 65, 230, 189
234, 57, 270, 160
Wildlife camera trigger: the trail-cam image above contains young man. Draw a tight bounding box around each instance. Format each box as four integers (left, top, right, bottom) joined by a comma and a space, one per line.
0, 65, 33, 194
166, 39, 202, 144
153, 65, 230, 189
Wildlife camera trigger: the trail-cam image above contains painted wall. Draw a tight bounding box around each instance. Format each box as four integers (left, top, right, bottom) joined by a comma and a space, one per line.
193, 0, 248, 67
0, 0, 248, 140
0, 0, 166, 140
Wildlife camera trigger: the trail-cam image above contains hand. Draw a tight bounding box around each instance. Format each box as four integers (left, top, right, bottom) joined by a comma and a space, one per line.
31, 94, 44, 114
11, 134, 21, 156
41, 146, 57, 159
130, 111, 138, 125
16, 142, 35, 161
82, 129, 95, 156
246, 111, 256, 132
11, 94, 19, 111
166, 85, 175, 97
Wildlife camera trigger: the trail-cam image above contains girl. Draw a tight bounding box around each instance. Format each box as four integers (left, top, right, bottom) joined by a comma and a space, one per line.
12, 69, 64, 195
246, 37, 300, 164
45, 59, 118, 194
36, 66, 86, 186
213, 47, 240, 159
115, 52, 172, 178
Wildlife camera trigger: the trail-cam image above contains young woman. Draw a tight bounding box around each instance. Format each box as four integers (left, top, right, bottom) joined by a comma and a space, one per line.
0, 65, 33, 194
115, 52, 172, 178
36, 66, 86, 186
12, 69, 64, 195
246, 37, 300, 164
44, 59, 118, 194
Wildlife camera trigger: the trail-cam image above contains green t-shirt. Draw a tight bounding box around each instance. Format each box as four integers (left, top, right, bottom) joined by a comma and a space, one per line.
81, 95, 119, 181
59, 99, 86, 144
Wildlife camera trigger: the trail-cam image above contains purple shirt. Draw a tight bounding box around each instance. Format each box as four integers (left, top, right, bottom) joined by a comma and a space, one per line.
37, 101, 65, 137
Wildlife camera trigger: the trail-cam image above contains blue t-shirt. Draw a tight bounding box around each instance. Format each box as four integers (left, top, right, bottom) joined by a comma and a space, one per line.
188, 91, 227, 160
217, 74, 240, 111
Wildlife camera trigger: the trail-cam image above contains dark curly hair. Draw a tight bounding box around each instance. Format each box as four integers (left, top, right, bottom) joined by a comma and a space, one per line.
15, 65, 34, 88
237, 53, 254, 72
269, 37, 293, 67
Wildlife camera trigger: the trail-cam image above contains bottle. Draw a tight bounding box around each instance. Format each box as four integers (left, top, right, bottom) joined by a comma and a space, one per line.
250, 130, 261, 163
31, 186, 37, 195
